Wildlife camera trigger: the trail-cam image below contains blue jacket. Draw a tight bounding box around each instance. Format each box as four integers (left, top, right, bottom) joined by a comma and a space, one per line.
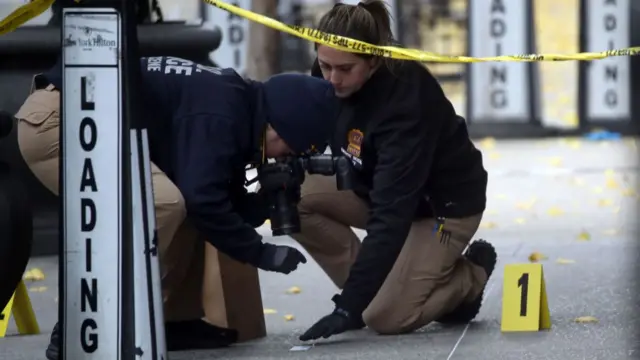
139, 56, 337, 265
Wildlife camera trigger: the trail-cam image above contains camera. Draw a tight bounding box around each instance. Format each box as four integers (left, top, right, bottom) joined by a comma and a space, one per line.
257, 155, 353, 236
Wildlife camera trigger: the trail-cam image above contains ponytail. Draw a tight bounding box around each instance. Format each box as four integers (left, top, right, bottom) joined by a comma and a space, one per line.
358, 1, 394, 44
316, 0, 396, 70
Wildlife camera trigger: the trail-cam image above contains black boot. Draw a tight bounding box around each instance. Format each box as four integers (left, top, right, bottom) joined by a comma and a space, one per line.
45, 322, 59, 360
436, 239, 497, 325
45, 319, 238, 358
165, 319, 238, 351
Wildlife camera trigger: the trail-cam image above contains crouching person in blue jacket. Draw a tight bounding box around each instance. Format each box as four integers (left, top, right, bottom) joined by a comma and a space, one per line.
16, 56, 338, 359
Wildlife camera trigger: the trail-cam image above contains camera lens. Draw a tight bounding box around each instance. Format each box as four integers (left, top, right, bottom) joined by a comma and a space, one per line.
269, 191, 301, 236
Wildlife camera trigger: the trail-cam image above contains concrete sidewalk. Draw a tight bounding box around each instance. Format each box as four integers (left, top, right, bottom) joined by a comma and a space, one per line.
1, 137, 638, 359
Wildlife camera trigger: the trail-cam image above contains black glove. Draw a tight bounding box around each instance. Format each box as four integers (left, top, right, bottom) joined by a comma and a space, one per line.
236, 192, 270, 228
257, 243, 307, 274
299, 295, 365, 341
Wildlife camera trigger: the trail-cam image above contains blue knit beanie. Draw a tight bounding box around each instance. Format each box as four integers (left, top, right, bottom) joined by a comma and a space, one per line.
262, 73, 339, 155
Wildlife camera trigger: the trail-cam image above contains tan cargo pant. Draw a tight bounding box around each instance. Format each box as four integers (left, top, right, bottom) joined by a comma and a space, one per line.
291, 174, 488, 334
15, 84, 206, 322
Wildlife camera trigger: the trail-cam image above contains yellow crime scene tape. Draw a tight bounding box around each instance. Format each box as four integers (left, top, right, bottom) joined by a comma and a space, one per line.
204, 0, 640, 62
2, 0, 640, 63
0, 0, 55, 36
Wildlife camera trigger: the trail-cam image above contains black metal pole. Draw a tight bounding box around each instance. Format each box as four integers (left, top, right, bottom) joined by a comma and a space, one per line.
120, 0, 139, 357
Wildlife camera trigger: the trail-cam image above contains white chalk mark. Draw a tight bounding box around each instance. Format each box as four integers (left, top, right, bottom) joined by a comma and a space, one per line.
290, 345, 312, 352
446, 281, 497, 360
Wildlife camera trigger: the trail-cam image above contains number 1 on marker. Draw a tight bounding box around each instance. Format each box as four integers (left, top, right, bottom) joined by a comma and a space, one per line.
518, 272, 529, 317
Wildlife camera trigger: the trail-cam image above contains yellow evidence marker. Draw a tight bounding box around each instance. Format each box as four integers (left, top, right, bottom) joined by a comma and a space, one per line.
0, 280, 40, 337
501, 263, 551, 332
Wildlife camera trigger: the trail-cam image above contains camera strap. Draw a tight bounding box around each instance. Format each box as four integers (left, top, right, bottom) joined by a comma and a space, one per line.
331, 102, 355, 156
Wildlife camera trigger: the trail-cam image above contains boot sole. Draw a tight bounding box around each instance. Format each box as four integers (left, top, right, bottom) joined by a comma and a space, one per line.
436, 239, 497, 325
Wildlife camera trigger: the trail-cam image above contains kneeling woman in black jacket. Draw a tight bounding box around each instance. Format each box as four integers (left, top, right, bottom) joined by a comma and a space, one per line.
293, 0, 498, 341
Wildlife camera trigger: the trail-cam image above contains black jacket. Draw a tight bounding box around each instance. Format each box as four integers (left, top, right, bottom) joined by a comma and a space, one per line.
139, 56, 267, 265
138, 57, 337, 267
311, 59, 488, 315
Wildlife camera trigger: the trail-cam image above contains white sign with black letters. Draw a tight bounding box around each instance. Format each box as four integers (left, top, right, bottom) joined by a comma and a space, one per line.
468, 0, 531, 122
585, 0, 631, 120
204, 0, 251, 75
62, 8, 122, 359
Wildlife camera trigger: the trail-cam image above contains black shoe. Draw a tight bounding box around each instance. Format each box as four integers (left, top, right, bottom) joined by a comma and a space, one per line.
165, 319, 238, 351
436, 239, 497, 325
44, 319, 238, 357
45, 323, 59, 360
464, 239, 497, 279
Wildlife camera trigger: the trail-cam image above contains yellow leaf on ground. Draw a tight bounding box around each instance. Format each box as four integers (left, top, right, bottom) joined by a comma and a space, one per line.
23, 268, 45, 281
570, 177, 585, 186
556, 258, 575, 264
284, 314, 295, 321
286, 286, 301, 294
547, 207, 565, 216
29, 286, 48, 292
479, 221, 497, 229
621, 188, 636, 197
479, 137, 496, 149
528, 252, 547, 262
574, 316, 598, 323
516, 199, 537, 210
577, 231, 591, 241
488, 152, 502, 160
559, 138, 581, 147
547, 157, 563, 167
605, 178, 619, 189
597, 199, 613, 207
514, 218, 526, 224
604, 169, 616, 177
565, 138, 581, 149
592, 186, 604, 194
263, 308, 278, 315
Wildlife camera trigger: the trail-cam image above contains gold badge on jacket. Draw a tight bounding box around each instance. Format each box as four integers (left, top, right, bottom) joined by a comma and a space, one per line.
346, 129, 363, 158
